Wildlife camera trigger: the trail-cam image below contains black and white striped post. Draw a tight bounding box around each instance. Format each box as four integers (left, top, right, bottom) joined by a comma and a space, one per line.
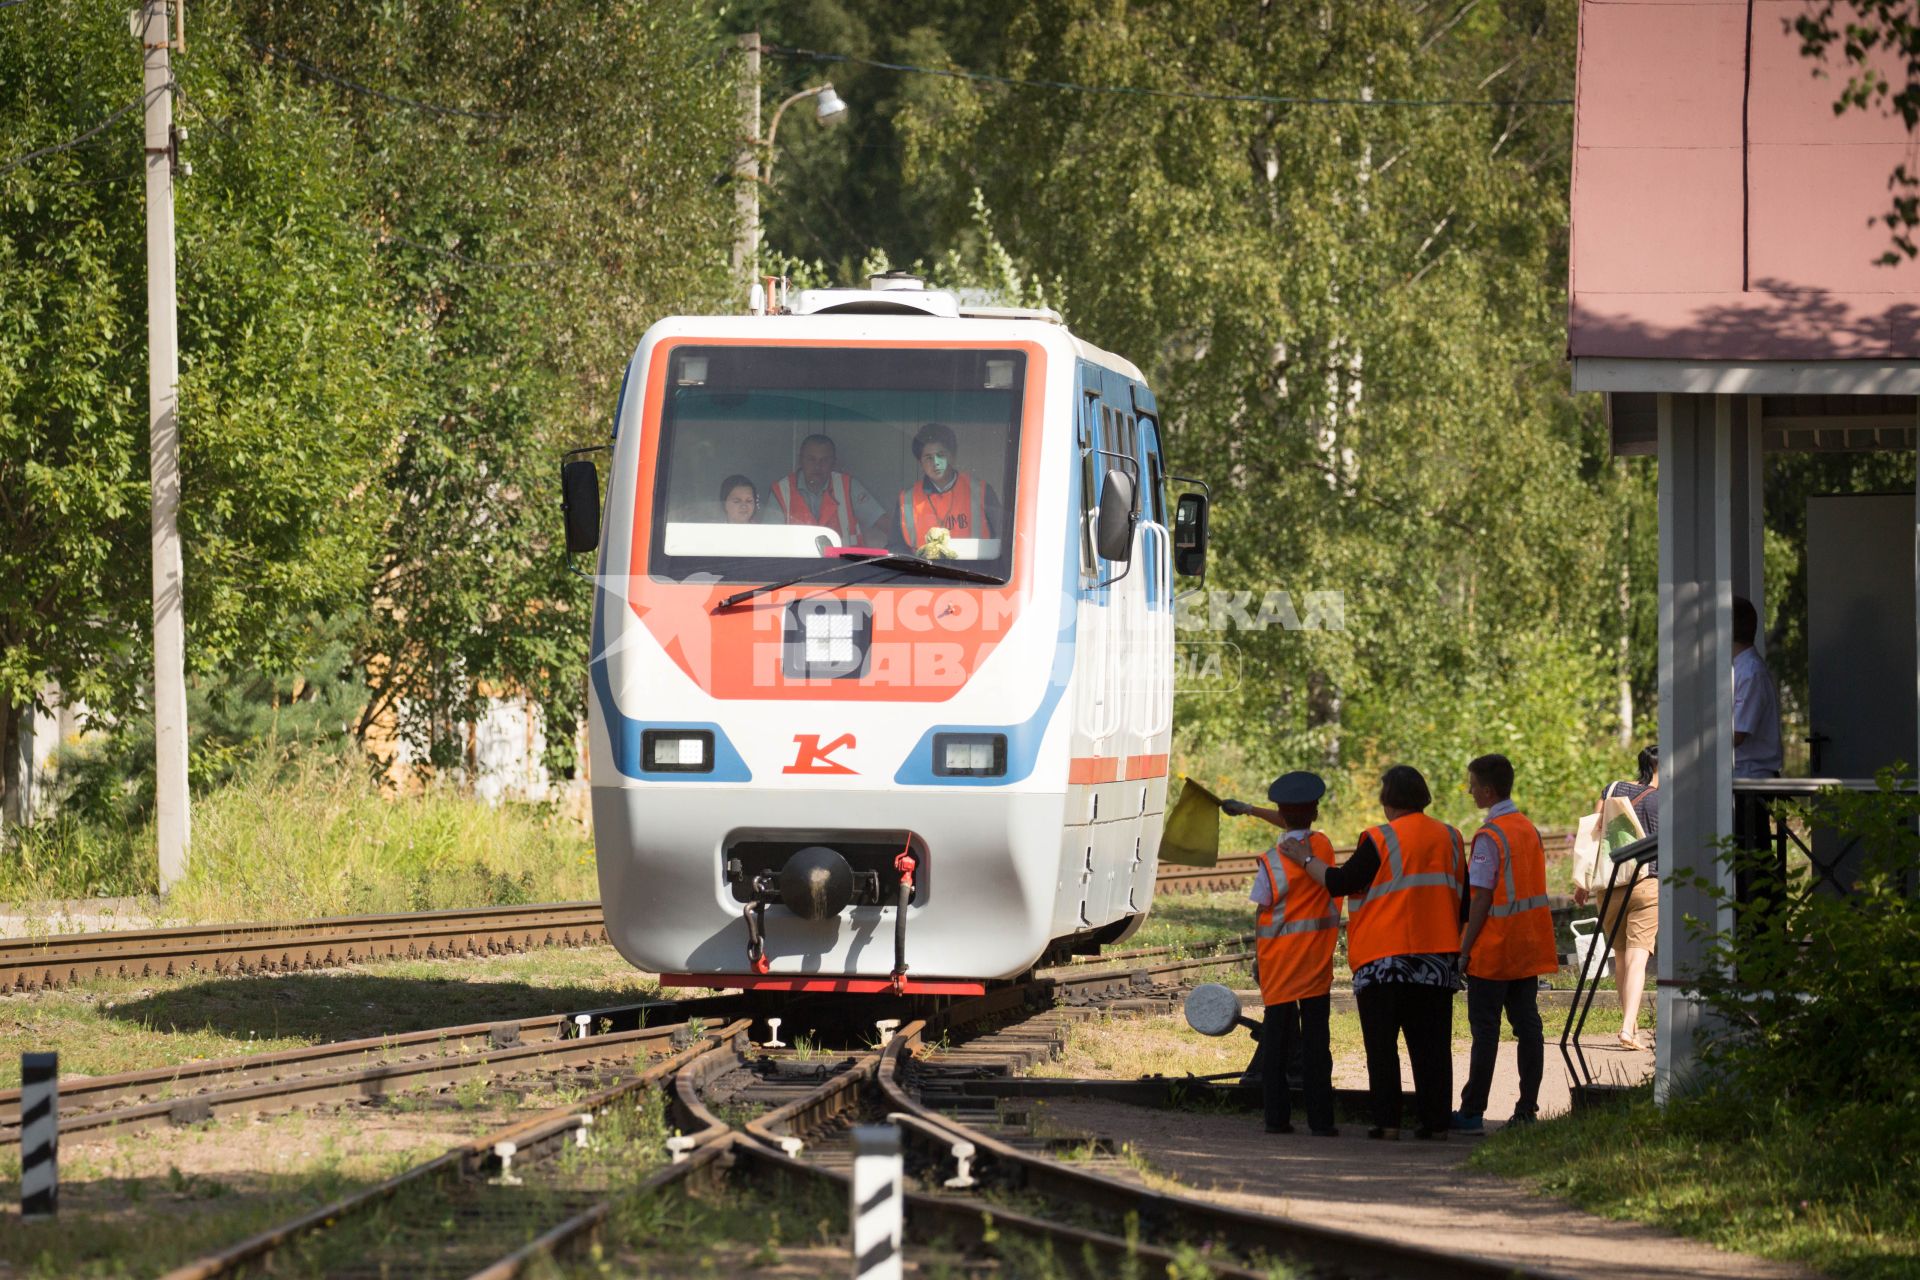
20, 1052, 57, 1219
850, 1123, 902, 1280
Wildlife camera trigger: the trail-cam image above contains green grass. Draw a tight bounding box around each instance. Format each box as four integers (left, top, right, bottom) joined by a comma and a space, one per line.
0, 757, 596, 922
1470, 1093, 1920, 1280
1126, 891, 1251, 953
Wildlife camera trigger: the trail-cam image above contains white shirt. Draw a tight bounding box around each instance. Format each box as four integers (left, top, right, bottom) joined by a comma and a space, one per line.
1732, 646, 1784, 778
1248, 828, 1313, 907
1468, 798, 1519, 891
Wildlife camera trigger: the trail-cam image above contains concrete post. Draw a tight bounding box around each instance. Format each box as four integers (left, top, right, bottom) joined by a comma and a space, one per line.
851, 1124, 903, 1280
731, 32, 761, 288
20, 1052, 57, 1218
1655, 393, 1737, 1101
144, 0, 190, 891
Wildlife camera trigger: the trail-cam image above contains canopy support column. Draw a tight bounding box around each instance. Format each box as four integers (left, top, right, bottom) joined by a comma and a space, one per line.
1655, 393, 1737, 1100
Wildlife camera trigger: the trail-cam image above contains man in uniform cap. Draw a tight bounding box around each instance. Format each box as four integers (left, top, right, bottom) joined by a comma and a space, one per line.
1222, 771, 1342, 1135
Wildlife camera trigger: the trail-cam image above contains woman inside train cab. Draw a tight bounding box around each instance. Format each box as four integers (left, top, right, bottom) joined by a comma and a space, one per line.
893, 422, 1003, 557
717, 474, 759, 524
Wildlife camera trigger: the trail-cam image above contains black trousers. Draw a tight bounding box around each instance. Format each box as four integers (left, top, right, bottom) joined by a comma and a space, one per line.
1262, 995, 1334, 1132
1354, 981, 1454, 1134
1458, 975, 1544, 1118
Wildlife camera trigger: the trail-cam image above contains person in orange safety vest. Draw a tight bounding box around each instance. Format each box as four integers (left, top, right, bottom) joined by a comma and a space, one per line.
894, 422, 1000, 554
1222, 770, 1341, 1136
766, 434, 885, 547
1277, 764, 1464, 1140
1452, 753, 1557, 1133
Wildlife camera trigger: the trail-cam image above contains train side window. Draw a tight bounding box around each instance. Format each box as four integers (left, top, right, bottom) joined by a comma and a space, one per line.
1079, 395, 1100, 573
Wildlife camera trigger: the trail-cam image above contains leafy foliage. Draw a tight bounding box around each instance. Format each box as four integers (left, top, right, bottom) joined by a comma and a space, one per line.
742, 0, 1639, 822
1794, 1, 1920, 261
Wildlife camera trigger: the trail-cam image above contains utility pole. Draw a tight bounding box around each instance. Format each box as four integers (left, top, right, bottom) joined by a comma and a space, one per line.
142, 0, 190, 892
732, 31, 761, 289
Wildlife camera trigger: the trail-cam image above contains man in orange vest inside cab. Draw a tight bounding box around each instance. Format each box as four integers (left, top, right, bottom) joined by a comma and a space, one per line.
1223, 772, 1342, 1136
1452, 753, 1557, 1133
766, 433, 886, 547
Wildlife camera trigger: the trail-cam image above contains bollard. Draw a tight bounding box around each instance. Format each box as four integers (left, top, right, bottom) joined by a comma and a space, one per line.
764, 1016, 786, 1049
21, 1052, 57, 1219
850, 1124, 903, 1280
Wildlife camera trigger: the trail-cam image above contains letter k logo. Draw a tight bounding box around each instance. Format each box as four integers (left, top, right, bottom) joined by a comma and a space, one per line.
784, 733, 857, 775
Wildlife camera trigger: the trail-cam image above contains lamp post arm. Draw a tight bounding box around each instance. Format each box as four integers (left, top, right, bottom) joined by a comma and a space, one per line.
762, 85, 826, 186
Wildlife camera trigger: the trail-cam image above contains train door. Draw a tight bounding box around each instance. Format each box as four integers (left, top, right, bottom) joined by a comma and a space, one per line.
1128, 410, 1174, 912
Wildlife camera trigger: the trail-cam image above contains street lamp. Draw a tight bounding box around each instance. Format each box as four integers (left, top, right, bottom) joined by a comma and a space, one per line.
760, 83, 847, 199
732, 34, 850, 283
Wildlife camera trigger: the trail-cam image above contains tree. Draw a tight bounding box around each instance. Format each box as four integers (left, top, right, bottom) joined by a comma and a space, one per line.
1, 1, 401, 824
854, 0, 1629, 817
234, 1, 741, 774
1795, 3, 1920, 261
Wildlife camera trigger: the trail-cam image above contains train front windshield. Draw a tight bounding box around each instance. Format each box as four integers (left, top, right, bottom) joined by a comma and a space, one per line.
647, 345, 1025, 583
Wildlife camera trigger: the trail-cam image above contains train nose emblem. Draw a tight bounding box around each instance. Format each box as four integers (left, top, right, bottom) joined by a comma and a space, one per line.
778, 846, 856, 920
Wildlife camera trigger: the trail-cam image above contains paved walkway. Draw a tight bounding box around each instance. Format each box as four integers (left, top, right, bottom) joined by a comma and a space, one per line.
1039, 1037, 1820, 1280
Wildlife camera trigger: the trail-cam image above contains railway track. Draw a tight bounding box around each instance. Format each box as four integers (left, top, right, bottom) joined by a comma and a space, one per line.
3, 832, 1574, 993
147, 947, 1576, 1280
0, 901, 607, 992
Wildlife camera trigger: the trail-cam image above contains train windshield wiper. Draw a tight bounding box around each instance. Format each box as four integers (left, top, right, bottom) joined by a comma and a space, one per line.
715, 553, 1006, 611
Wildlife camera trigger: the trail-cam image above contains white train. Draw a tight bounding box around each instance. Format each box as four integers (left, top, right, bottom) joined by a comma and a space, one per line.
561, 278, 1209, 995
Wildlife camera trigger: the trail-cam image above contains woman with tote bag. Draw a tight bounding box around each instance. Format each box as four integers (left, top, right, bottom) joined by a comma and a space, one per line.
1575, 745, 1660, 1049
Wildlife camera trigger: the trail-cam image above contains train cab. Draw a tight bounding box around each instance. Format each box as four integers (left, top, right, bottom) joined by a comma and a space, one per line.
560, 277, 1210, 994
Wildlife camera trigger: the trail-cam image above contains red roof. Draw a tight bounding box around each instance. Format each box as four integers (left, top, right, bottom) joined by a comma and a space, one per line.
1571, 0, 1920, 361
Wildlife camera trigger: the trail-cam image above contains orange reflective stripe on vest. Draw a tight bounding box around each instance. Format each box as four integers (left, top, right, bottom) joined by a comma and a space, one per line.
1255, 833, 1341, 1004
773, 472, 857, 542
1466, 811, 1558, 981
899, 474, 985, 546
1345, 813, 1465, 970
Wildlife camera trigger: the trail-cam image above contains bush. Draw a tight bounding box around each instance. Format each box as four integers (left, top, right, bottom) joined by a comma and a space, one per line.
1689, 770, 1920, 1113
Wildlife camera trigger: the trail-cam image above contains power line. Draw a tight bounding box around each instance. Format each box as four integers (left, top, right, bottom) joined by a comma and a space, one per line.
763, 44, 1571, 109
0, 0, 36, 11
242, 38, 510, 122
0, 87, 163, 180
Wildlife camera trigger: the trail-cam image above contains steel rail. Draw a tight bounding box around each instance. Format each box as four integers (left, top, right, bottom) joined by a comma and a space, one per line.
1, 900, 606, 991
877, 1024, 1578, 1280
153, 1020, 749, 1280
1, 1016, 706, 1147
0, 994, 741, 1137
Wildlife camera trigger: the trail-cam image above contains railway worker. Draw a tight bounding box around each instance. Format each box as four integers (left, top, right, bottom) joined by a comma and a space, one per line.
766, 433, 887, 545
1451, 753, 1556, 1133
718, 474, 759, 524
1276, 764, 1464, 1140
894, 422, 1003, 556
1223, 771, 1341, 1136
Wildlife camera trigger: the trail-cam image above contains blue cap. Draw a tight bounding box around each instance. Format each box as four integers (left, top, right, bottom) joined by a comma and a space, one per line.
1267, 771, 1327, 806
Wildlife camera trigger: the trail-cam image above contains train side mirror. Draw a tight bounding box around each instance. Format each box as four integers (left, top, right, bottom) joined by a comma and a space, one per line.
561, 458, 602, 555
1173, 491, 1209, 578
1095, 469, 1135, 562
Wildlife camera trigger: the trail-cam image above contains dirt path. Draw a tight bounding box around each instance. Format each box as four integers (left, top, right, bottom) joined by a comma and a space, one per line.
1036, 1036, 1820, 1280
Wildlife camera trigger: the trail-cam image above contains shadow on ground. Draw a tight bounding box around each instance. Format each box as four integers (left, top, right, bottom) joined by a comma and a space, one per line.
103, 971, 657, 1043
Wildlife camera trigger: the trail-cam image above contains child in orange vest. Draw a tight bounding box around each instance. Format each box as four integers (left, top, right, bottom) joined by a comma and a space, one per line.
1224, 771, 1341, 1136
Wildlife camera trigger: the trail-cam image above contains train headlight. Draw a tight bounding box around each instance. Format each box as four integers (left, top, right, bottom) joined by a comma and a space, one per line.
933, 733, 1006, 777
642, 730, 713, 772
803, 612, 856, 665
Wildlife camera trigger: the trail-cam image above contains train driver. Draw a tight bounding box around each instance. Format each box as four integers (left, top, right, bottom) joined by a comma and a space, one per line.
893, 422, 1003, 557
765, 433, 886, 546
